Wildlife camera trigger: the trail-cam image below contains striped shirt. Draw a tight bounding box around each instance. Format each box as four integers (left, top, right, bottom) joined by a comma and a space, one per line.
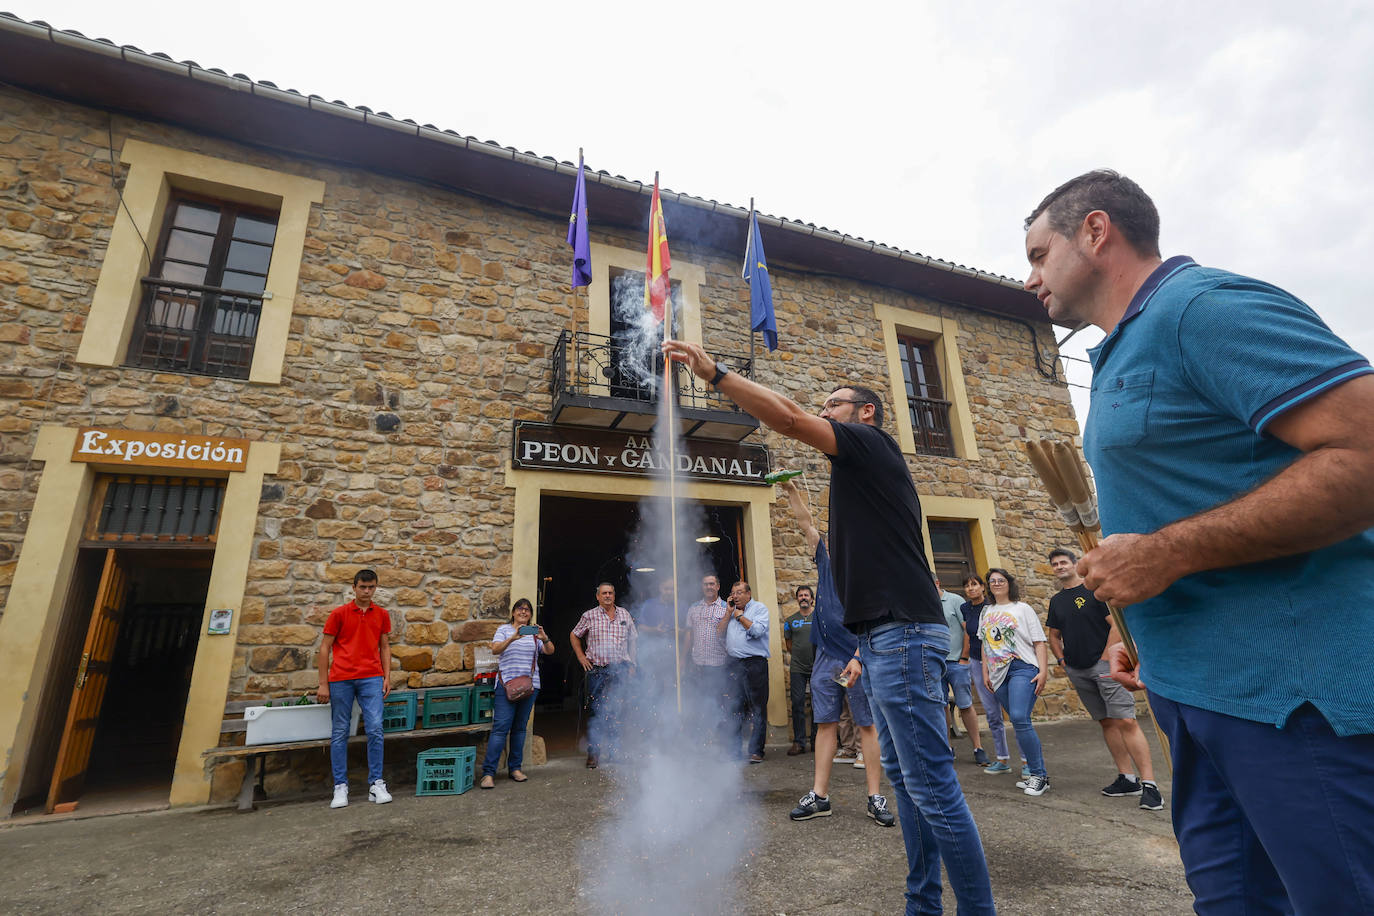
686, 597, 729, 666
492, 624, 542, 689
571, 605, 637, 666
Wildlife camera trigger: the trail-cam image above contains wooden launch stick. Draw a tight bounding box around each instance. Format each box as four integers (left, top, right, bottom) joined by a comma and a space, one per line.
1024, 439, 1172, 769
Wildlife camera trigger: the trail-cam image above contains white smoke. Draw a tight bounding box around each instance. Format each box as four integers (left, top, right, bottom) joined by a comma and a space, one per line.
577, 290, 754, 915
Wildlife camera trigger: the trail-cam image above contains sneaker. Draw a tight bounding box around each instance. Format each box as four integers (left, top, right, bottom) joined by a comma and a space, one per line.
330, 783, 348, 808
787, 742, 805, 756
1022, 774, 1050, 797
973, 748, 991, 767
853, 752, 865, 769
833, 749, 858, 764
1102, 774, 1143, 797
983, 760, 1011, 774
1139, 782, 1164, 811
748, 754, 764, 764
1021, 764, 1032, 780
789, 790, 832, 821
369, 780, 393, 804
867, 794, 895, 827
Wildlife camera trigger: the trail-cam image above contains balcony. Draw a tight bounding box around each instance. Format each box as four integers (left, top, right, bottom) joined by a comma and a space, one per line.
550, 330, 761, 442
909, 395, 955, 457
125, 278, 263, 379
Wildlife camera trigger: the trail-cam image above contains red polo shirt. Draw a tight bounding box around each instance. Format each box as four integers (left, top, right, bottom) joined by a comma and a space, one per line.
323, 600, 391, 681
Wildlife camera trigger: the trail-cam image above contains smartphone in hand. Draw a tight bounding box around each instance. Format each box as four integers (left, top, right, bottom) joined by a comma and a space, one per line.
518, 625, 540, 636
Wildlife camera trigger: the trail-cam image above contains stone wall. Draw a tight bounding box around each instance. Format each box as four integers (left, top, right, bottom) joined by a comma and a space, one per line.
0, 83, 1092, 736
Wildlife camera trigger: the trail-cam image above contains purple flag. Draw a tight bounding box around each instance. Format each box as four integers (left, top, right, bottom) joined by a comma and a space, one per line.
566, 154, 592, 288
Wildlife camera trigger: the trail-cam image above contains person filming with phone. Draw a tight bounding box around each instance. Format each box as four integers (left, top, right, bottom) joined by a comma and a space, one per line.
480, 598, 553, 789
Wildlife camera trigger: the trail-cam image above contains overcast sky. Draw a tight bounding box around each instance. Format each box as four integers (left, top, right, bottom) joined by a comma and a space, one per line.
14, 1, 1373, 419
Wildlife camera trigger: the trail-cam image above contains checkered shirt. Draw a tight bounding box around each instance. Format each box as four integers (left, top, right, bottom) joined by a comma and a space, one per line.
686, 597, 730, 666
571, 605, 637, 666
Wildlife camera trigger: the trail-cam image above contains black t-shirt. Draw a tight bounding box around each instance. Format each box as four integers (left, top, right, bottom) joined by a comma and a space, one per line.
1046, 584, 1112, 669
826, 420, 942, 630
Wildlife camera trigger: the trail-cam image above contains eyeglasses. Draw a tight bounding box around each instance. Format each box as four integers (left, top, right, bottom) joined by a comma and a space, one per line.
987, 578, 1009, 585
820, 397, 868, 412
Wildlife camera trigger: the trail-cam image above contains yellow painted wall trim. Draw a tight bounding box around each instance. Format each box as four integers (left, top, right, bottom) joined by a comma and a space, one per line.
77, 138, 325, 386
0, 427, 93, 815
875, 303, 980, 460
505, 465, 786, 725
170, 441, 280, 806
919, 494, 1002, 581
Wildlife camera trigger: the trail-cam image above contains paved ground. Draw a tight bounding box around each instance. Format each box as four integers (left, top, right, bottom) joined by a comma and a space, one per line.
0, 718, 1191, 914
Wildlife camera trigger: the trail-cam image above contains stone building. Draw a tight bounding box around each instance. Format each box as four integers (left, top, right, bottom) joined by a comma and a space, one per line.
0, 14, 1084, 817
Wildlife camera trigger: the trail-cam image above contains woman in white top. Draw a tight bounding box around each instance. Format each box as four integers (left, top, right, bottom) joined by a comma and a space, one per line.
978, 568, 1051, 796
479, 598, 554, 789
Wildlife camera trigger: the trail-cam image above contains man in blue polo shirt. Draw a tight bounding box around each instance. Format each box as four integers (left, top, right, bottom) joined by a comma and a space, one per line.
1023, 169, 1374, 914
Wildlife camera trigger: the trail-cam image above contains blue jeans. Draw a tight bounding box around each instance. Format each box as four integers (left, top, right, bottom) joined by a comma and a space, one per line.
971, 659, 1012, 760
1151, 693, 1374, 914
727, 656, 769, 758
992, 658, 1045, 778
585, 663, 628, 758
483, 686, 538, 777
860, 622, 996, 915
789, 670, 814, 748
329, 676, 385, 785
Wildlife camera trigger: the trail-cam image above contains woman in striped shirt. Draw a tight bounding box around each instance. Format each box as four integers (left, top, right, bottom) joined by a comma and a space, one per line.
480, 598, 554, 789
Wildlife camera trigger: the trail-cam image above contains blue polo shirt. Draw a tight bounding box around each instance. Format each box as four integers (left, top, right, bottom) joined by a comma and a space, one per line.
1085, 256, 1374, 736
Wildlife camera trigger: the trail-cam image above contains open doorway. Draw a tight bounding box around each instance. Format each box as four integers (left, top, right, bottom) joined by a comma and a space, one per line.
534, 494, 745, 756
15, 548, 212, 816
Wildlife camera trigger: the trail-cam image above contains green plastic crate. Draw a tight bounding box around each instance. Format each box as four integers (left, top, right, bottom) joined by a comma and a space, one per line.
415, 746, 475, 796
381, 692, 417, 733
422, 686, 472, 728
470, 683, 495, 724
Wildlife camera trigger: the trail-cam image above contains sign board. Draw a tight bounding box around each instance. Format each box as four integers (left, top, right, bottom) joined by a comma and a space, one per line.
512, 422, 770, 485
207, 608, 233, 635
72, 428, 250, 472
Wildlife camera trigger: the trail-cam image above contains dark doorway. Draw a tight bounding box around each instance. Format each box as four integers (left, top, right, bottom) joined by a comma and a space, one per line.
534, 494, 744, 755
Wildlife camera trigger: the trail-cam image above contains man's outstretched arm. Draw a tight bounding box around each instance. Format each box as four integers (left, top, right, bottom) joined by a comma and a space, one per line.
780, 479, 821, 553
663, 340, 837, 455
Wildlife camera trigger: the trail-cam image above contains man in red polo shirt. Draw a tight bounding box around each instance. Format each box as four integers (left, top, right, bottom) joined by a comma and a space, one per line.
316, 568, 393, 808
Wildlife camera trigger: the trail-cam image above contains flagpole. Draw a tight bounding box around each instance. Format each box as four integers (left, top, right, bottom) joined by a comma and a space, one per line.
748, 199, 757, 375
654, 172, 684, 717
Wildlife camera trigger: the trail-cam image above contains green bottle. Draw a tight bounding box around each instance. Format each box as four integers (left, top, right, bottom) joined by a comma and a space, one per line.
763, 469, 804, 485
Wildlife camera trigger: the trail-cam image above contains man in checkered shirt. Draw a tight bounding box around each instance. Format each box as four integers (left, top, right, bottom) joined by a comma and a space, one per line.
570, 582, 638, 768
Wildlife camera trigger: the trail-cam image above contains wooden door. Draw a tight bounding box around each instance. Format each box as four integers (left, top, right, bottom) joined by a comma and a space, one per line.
45, 549, 130, 813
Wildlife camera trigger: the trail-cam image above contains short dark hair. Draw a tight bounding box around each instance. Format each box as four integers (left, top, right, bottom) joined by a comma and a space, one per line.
1025, 169, 1161, 258
963, 573, 986, 591
985, 567, 1021, 602
1048, 548, 1077, 564
795, 585, 814, 601
733, 580, 751, 594
596, 581, 616, 593
834, 383, 885, 427
353, 568, 378, 585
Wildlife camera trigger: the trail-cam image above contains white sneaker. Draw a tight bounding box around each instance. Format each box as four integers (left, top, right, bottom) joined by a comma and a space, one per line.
330, 783, 348, 808
852, 752, 865, 770
1022, 774, 1050, 797
369, 779, 393, 804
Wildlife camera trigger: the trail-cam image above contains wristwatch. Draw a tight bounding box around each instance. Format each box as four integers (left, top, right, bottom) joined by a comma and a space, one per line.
709, 362, 729, 387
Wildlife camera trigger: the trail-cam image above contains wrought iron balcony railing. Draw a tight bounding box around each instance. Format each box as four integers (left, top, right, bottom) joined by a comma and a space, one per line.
551, 330, 760, 439
125, 278, 264, 379
908, 395, 955, 457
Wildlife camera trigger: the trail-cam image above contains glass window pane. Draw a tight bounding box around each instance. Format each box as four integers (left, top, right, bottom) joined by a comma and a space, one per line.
225, 241, 272, 274
232, 214, 277, 244
161, 260, 208, 285
220, 270, 267, 293
164, 229, 215, 266
173, 202, 221, 233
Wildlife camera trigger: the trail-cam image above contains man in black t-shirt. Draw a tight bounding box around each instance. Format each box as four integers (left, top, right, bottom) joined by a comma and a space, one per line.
1045, 548, 1161, 810
662, 340, 995, 915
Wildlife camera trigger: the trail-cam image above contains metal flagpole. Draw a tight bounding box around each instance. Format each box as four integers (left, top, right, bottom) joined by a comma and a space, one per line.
656, 171, 685, 716
747, 199, 756, 375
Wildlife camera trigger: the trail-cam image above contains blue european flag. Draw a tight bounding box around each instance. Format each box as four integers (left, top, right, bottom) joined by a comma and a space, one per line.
744, 209, 777, 351
567, 154, 592, 289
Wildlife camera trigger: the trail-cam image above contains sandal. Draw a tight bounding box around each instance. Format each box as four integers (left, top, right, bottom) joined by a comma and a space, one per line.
479, 774, 495, 790
509, 770, 528, 783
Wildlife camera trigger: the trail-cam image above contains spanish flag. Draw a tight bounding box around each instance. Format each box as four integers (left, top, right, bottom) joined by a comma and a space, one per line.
644, 178, 671, 323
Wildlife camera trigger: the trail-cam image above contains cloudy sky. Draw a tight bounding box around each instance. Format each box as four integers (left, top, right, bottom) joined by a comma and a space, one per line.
14, 1, 1373, 417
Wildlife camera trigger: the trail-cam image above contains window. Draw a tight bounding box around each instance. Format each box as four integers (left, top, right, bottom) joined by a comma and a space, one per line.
897, 335, 954, 457
606, 268, 681, 400
125, 196, 279, 378
928, 519, 976, 596
87, 475, 226, 543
